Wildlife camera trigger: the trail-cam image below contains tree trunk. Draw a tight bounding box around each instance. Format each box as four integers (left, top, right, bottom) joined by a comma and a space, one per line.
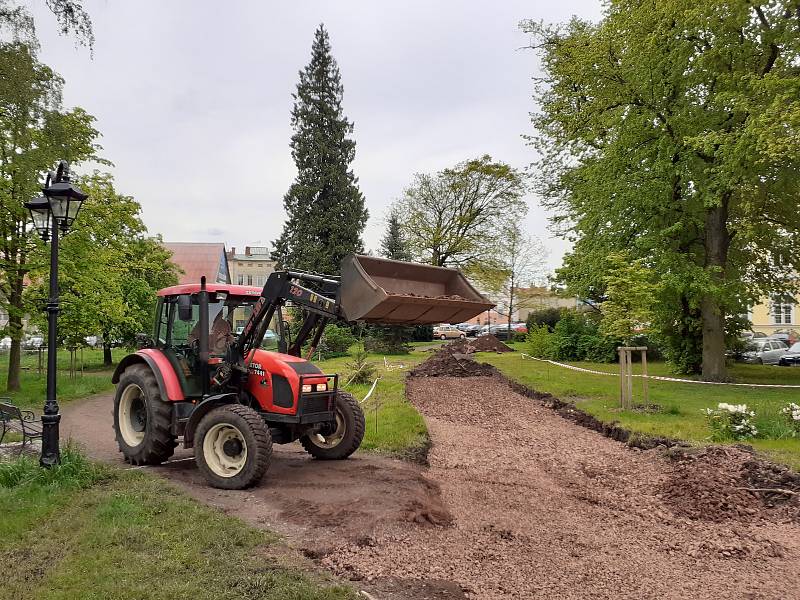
701, 200, 731, 382
5, 276, 25, 392
103, 344, 113, 366
6, 336, 21, 392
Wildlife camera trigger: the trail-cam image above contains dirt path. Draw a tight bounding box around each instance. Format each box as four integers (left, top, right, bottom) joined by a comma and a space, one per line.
62, 377, 800, 599
324, 376, 800, 599
60, 393, 445, 558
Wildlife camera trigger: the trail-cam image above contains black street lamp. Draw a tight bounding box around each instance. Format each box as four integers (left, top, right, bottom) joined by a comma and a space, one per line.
24, 160, 88, 467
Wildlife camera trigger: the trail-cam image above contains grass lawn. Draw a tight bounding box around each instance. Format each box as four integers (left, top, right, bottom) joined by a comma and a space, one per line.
479, 352, 800, 469
313, 351, 429, 458
0, 348, 120, 410
0, 448, 356, 600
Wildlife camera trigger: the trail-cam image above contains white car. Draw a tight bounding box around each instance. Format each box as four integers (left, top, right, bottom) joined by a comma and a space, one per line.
741, 339, 788, 365
0, 337, 11, 350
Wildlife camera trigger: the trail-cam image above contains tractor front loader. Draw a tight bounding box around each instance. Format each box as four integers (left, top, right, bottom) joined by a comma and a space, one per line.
111, 254, 492, 489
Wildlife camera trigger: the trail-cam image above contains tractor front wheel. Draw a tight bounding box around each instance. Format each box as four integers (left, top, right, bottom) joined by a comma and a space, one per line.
113, 364, 176, 465
301, 392, 365, 460
195, 404, 272, 489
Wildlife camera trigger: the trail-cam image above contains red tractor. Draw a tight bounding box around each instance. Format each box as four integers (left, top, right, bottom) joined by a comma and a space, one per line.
111, 254, 492, 489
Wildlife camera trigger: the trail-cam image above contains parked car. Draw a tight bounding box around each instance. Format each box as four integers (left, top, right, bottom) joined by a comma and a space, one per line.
766, 333, 791, 343
512, 323, 528, 334
433, 324, 465, 340
0, 337, 10, 351
23, 335, 44, 349
488, 324, 515, 340
467, 324, 482, 336
779, 342, 800, 366
740, 339, 788, 364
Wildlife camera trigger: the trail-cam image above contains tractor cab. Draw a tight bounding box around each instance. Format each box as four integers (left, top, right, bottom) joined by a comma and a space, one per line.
152, 284, 281, 398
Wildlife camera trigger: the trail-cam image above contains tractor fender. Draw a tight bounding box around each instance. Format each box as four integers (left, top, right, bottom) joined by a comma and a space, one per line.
182, 393, 239, 449
112, 350, 185, 402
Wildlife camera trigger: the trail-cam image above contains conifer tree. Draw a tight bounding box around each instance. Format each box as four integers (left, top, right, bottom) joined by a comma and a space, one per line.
273, 24, 367, 275
379, 209, 411, 261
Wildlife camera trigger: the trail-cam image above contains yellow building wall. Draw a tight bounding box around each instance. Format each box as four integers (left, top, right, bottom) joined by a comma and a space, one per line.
750, 294, 800, 336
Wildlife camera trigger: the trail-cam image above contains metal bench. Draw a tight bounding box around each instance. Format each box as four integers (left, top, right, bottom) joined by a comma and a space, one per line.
0, 399, 43, 450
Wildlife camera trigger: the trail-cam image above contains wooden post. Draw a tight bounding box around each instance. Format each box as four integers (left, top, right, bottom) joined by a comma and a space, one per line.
641, 349, 648, 405
618, 346, 648, 410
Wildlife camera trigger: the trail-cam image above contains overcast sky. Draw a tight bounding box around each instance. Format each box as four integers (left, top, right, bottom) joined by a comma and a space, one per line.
29, 0, 603, 271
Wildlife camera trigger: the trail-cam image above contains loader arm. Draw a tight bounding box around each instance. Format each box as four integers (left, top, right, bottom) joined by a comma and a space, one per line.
234, 270, 342, 363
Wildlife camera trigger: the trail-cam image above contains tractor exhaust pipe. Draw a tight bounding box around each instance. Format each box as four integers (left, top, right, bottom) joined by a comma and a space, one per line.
198, 276, 210, 396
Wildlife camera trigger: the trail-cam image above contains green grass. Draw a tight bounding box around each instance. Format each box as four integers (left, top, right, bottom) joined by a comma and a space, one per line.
313, 351, 429, 458
0, 348, 118, 409
0, 448, 356, 600
479, 352, 800, 470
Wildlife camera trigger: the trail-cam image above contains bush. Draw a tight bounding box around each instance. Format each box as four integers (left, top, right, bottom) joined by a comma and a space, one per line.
781, 403, 800, 437
319, 324, 356, 358
703, 403, 758, 441
364, 325, 412, 355
526, 324, 554, 358
525, 307, 562, 332
530, 310, 621, 363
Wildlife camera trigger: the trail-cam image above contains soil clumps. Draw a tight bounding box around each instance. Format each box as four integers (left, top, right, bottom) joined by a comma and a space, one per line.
661, 445, 800, 523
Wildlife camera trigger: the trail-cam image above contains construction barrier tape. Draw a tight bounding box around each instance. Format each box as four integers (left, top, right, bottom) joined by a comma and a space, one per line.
519, 353, 800, 389
360, 377, 380, 404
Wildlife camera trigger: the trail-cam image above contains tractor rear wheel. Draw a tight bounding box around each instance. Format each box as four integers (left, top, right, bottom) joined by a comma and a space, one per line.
113, 364, 176, 465
301, 391, 365, 460
194, 404, 272, 490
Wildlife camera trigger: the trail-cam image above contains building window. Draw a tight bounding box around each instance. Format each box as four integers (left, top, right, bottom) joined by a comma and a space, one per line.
247, 275, 253, 286
238, 274, 244, 285
255, 276, 264, 286
772, 298, 793, 325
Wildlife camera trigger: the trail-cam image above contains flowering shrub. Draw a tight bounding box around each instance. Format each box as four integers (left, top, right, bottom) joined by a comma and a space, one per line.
781, 403, 800, 437
703, 403, 758, 441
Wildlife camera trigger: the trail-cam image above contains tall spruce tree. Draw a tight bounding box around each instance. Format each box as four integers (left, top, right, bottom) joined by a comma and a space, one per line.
380, 209, 411, 261
273, 24, 367, 275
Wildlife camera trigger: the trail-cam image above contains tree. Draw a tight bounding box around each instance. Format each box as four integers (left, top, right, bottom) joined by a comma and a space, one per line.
272, 24, 367, 275
598, 254, 658, 344
487, 223, 547, 333
379, 208, 411, 261
524, 2, 800, 380
0, 42, 99, 391
25, 173, 180, 365
0, 0, 93, 49
396, 155, 527, 276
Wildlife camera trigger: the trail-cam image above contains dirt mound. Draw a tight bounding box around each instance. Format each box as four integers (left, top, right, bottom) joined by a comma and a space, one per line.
445, 334, 512, 354
409, 349, 496, 378
660, 446, 800, 522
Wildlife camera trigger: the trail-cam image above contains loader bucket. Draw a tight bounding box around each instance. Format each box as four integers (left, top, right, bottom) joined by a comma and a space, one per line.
338, 254, 494, 325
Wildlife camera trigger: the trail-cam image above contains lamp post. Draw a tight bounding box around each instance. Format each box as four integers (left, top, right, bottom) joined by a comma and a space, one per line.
25, 160, 88, 467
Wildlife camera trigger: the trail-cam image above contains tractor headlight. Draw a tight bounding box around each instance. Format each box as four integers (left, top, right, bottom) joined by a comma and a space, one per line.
315, 383, 328, 392
302, 384, 313, 393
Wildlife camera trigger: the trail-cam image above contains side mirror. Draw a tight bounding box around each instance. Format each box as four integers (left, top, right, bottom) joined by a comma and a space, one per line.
177, 295, 193, 322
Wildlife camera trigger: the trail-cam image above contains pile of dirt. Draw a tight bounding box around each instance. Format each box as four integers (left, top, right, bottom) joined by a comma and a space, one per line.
444, 334, 513, 354
408, 349, 496, 378
660, 446, 800, 522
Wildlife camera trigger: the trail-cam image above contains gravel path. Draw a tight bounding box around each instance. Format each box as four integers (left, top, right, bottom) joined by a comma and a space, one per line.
324, 375, 800, 599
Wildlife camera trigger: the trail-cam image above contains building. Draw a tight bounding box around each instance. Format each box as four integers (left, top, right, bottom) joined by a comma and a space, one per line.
749, 294, 799, 339
227, 246, 276, 288
514, 287, 582, 323
163, 242, 230, 285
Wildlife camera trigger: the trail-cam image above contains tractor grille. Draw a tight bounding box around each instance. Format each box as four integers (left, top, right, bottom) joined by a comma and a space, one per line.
302, 396, 331, 415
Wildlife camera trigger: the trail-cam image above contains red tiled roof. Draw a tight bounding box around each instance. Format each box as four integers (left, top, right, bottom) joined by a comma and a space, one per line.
163, 242, 230, 285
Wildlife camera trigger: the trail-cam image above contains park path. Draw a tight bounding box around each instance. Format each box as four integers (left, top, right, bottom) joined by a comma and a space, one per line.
62, 377, 800, 599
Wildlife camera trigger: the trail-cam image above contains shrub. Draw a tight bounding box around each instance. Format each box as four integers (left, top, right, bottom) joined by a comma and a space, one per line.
364, 325, 412, 355
703, 403, 758, 441
345, 345, 377, 385
525, 307, 562, 332
526, 324, 554, 358
781, 403, 800, 437
319, 324, 356, 358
